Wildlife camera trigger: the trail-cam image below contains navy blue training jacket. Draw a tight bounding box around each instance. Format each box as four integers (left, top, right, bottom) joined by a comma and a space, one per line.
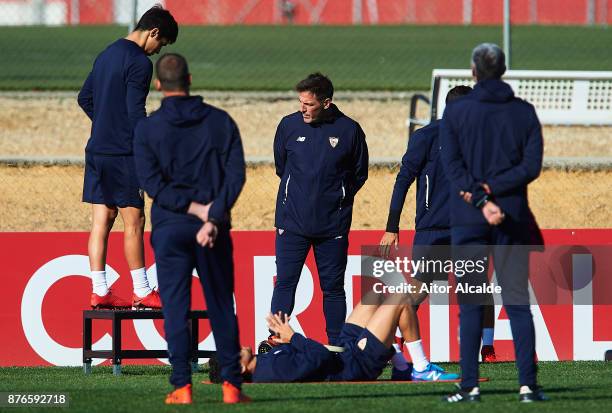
440, 79, 543, 226
133, 95, 246, 228
274, 105, 369, 238
252, 333, 341, 382
78, 38, 152, 155
385, 120, 449, 233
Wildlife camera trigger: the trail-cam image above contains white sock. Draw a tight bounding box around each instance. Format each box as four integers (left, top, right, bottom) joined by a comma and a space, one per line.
482, 328, 494, 346
130, 267, 152, 298
391, 343, 410, 371
406, 339, 429, 372
91, 270, 109, 296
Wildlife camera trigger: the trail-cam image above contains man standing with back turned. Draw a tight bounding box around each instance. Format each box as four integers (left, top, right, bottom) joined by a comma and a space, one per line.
78, 6, 177, 309
440, 43, 547, 403
270, 73, 368, 346
134, 53, 250, 404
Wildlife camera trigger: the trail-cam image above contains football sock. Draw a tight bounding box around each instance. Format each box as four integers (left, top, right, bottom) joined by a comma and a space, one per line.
482, 328, 494, 346
391, 343, 410, 371
130, 267, 152, 298
91, 270, 109, 296
406, 339, 429, 372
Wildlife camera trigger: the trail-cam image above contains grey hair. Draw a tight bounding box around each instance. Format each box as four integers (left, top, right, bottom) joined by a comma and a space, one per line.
471, 43, 506, 80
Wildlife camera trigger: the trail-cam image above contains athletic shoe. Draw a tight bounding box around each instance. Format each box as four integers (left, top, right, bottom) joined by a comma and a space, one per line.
165, 384, 192, 404
391, 365, 413, 381
519, 385, 549, 402
222, 381, 251, 404
132, 289, 162, 309
90, 290, 131, 309
442, 385, 481, 403
412, 363, 460, 381
481, 345, 497, 362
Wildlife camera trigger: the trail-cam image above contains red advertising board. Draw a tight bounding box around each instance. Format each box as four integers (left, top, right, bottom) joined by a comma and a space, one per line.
0, 230, 610, 366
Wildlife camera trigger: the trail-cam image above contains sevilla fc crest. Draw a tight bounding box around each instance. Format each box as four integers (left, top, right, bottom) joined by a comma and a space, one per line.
329, 137, 339, 148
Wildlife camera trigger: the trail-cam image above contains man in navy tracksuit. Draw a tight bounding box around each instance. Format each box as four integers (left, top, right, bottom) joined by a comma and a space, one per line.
210, 293, 418, 384
271, 73, 368, 345
133, 54, 250, 405
379, 86, 471, 382
77, 6, 177, 310
439, 43, 546, 403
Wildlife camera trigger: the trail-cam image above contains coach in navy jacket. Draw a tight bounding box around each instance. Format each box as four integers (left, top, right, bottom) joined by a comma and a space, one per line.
271, 73, 368, 345
439, 44, 545, 403
133, 54, 248, 401
274, 102, 368, 237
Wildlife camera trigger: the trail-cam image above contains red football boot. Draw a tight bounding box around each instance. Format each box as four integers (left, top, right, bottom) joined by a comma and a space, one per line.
132, 289, 162, 309
91, 290, 131, 309
165, 384, 192, 404
481, 345, 497, 362
222, 381, 251, 404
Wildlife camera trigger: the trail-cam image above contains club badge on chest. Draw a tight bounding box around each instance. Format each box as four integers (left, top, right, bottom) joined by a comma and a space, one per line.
329, 137, 339, 148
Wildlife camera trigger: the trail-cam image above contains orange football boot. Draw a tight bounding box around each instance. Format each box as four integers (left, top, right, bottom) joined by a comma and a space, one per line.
132, 289, 162, 309
222, 381, 251, 404
90, 290, 131, 309
165, 384, 192, 404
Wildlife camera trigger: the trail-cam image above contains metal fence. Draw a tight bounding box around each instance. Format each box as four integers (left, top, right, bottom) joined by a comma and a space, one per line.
1, 1, 612, 90
1, 157, 611, 232
1, 1, 611, 231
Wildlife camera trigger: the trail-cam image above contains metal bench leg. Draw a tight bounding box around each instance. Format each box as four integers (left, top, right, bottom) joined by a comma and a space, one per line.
113, 361, 122, 376
83, 359, 92, 375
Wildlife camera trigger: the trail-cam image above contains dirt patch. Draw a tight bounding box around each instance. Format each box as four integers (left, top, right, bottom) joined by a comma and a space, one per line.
1, 94, 611, 160
1, 164, 610, 231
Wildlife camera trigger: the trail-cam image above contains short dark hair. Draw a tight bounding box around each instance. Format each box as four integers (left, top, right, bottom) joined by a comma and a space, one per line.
445, 85, 472, 103
295, 72, 334, 101
156, 53, 190, 91
471, 43, 506, 81
208, 356, 222, 384
135, 4, 178, 43
208, 355, 252, 384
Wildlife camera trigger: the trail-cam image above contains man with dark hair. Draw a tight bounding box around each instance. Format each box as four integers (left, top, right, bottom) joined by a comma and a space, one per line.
133, 53, 250, 405
269, 72, 369, 346
440, 43, 546, 403
211, 292, 418, 384
77, 5, 177, 310
379, 86, 473, 382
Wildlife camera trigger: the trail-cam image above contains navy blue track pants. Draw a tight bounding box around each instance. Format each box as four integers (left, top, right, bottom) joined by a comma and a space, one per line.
452, 223, 537, 390
271, 229, 348, 345
152, 222, 242, 389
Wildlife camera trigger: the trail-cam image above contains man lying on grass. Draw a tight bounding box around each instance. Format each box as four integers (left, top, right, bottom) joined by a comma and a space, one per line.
209, 292, 458, 383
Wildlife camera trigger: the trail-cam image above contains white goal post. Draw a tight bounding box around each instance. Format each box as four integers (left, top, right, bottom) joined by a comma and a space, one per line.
425, 69, 612, 126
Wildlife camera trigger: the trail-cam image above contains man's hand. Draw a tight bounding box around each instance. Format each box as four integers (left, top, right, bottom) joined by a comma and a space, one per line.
459, 191, 472, 204
266, 312, 294, 344
482, 201, 505, 226
196, 221, 218, 247
188, 201, 213, 222
379, 232, 399, 258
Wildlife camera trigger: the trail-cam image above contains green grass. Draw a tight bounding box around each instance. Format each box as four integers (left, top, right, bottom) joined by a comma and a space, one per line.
0, 362, 610, 412
1, 25, 612, 90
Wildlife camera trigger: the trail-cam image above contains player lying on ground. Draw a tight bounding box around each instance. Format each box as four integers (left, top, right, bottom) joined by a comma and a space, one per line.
210, 292, 459, 383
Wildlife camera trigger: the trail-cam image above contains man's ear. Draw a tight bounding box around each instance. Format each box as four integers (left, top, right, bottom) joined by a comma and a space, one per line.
149, 27, 160, 39
188, 74, 193, 87
323, 98, 332, 110
154, 78, 162, 91
471, 64, 477, 81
